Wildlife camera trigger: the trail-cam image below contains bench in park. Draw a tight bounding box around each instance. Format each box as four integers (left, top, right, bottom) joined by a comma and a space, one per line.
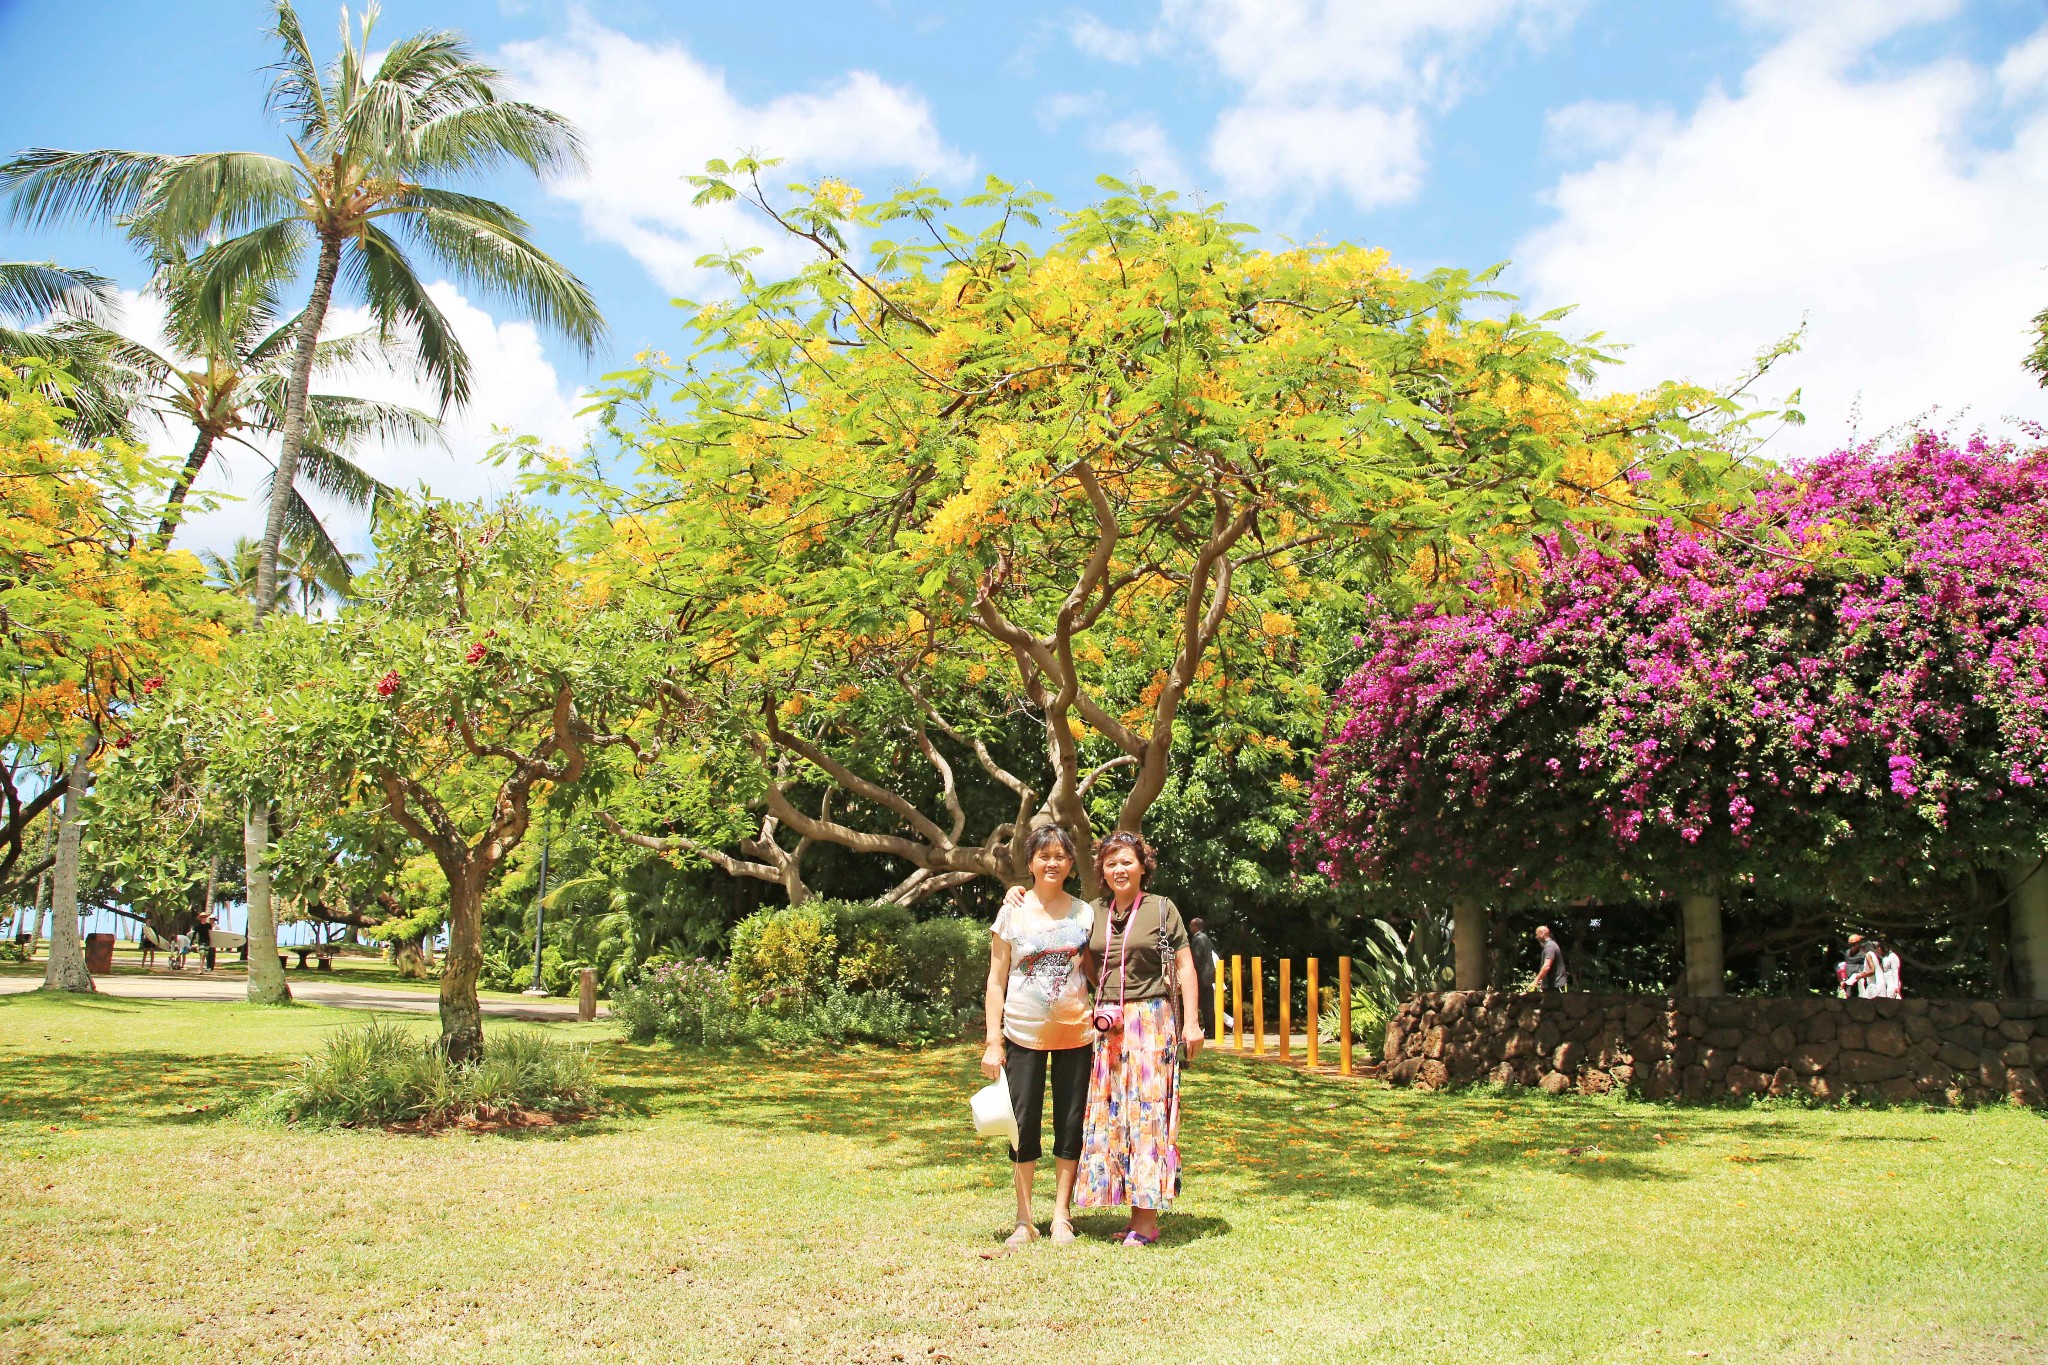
279, 946, 338, 971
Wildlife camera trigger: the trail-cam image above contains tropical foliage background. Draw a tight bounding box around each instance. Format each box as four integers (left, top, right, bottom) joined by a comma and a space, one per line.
4, 1, 2044, 1058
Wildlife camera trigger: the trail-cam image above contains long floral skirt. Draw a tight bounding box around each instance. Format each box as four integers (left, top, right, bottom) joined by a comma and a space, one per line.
1076, 998, 1181, 1211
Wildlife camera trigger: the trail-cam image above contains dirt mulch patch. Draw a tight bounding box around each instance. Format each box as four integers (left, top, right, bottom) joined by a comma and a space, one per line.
386, 1104, 597, 1136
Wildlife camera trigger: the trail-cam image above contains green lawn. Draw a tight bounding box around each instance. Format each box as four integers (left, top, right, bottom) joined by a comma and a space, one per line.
1, 991, 2042, 1364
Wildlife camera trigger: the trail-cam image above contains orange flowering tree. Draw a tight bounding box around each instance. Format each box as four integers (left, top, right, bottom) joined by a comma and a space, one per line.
547, 168, 1778, 898
0, 363, 229, 988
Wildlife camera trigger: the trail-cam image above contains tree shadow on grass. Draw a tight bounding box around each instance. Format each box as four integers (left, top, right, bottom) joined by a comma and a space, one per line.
590, 1042, 1785, 1213
0, 1046, 280, 1130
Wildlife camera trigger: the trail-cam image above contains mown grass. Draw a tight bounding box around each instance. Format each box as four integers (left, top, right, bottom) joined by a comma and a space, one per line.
1, 989, 2043, 1363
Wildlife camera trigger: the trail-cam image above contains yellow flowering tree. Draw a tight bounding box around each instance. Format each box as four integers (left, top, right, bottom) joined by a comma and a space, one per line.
553, 168, 1778, 897
0, 364, 229, 989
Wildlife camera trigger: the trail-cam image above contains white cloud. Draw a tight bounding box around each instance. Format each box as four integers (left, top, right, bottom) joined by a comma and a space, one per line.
1095, 116, 1194, 192
1209, 101, 1423, 209
500, 18, 973, 293
1069, 14, 1153, 64
131, 284, 588, 561
1515, 6, 2048, 445
1998, 24, 2048, 102
1070, 0, 1582, 212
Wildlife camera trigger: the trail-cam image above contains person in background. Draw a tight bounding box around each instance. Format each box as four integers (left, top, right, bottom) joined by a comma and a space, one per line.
1847, 934, 1882, 998
982, 825, 1096, 1248
1187, 916, 1219, 1040
195, 904, 217, 972
1878, 939, 1903, 999
1533, 925, 1570, 991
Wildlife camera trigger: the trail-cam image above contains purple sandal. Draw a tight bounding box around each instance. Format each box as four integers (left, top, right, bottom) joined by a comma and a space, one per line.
1119, 1230, 1159, 1248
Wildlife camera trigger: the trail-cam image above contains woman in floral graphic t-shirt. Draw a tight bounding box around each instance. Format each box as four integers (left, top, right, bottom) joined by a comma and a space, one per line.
982, 824, 1095, 1247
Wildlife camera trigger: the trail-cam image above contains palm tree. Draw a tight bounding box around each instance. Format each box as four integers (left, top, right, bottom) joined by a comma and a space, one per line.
202, 534, 361, 614
0, 259, 133, 440
3, 2, 605, 1014
64, 244, 437, 574
1, 0, 604, 621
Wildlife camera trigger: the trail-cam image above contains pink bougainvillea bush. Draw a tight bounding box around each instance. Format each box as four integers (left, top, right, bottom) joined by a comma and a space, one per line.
1305, 434, 2048, 911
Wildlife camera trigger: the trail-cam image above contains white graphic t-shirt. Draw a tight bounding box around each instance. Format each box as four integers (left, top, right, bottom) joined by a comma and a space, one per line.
993, 895, 1095, 1051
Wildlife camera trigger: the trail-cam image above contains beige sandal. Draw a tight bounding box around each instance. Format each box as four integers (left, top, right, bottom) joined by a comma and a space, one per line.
1005, 1221, 1039, 1247
1049, 1218, 1077, 1245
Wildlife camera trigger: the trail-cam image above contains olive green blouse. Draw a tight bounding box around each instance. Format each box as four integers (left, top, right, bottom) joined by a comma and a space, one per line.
1088, 893, 1189, 1005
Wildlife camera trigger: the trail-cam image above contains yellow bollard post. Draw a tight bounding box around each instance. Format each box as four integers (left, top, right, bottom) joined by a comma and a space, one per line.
1306, 958, 1319, 1069
1231, 955, 1244, 1051
1278, 958, 1291, 1061
1339, 955, 1354, 1076
1252, 956, 1265, 1056
1213, 970, 1225, 1047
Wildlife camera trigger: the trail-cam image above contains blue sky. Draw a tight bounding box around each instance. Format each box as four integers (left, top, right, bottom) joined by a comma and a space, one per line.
5, 0, 2048, 555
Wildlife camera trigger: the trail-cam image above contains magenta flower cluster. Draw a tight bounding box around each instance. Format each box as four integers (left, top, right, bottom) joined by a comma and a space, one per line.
1305, 435, 2048, 907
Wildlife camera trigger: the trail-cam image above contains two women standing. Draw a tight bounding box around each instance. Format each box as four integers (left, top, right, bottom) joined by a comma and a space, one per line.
982, 827, 1204, 1249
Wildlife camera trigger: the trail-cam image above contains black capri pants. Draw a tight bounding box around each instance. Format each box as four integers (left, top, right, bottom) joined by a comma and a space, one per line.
1004, 1040, 1091, 1164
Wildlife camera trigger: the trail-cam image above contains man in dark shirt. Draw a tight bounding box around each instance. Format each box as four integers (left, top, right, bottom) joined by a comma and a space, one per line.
1534, 925, 1569, 991
1187, 917, 1219, 1039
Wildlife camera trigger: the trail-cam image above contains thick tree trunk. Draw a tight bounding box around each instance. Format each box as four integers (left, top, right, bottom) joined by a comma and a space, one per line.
2008, 855, 2048, 1000
242, 798, 291, 1004
39, 743, 94, 993
440, 871, 485, 1064
1452, 895, 1488, 991
1678, 890, 1725, 997
153, 429, 217, 548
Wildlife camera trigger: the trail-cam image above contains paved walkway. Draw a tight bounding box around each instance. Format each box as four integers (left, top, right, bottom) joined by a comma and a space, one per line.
0, 972, 598, 1021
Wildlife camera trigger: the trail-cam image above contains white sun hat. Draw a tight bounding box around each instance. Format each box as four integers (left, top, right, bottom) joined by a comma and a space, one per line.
970, 1071, 1019, 1146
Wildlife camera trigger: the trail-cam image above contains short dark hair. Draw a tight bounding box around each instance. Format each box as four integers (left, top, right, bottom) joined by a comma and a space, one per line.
1093, 831, 1156, 892
1188, 917, 1206, 934
1023, 824, 1076, 864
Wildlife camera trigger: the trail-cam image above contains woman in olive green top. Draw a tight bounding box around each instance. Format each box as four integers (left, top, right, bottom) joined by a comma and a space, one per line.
1080, 832, 1203, 1244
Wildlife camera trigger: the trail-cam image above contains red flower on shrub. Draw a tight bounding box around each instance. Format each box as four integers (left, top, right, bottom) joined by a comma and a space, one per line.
140, 676, 165, 695
464, 641, 488, 664
375, 670, 402, 698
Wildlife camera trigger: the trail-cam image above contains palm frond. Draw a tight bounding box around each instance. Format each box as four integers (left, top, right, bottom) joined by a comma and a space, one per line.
1, 327, 141, 443
265, 0, 334, 144
345, 221, 469, 411
0, 148, 175, 230
410, 101, 584, 180
396, 193, 604, 352
137, 152, 304, 246
274, 483, 362, 604
45, 319, 181, 389
291, 440, 388, 514
187, 220, 310, 341
0, 261, 119, 326
308, 392, 442, 449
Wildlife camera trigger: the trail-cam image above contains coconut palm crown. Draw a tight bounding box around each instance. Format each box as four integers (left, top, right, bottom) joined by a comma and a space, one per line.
63, 243, 438, 578
0, 0, 605, 619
